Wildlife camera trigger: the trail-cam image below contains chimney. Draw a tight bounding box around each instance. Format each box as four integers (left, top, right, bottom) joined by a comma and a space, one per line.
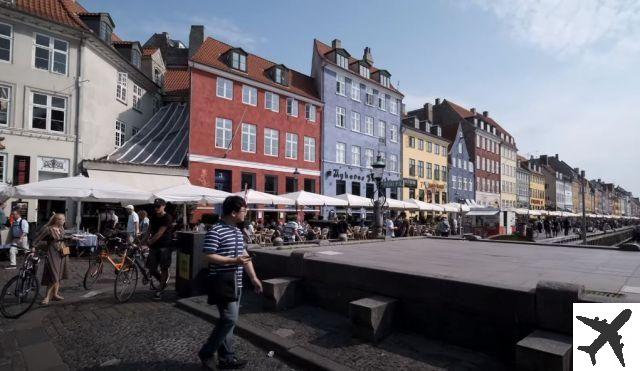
483, 111, 489, 117
470, 108, 476, 115
540, 155, 548, 165
555, 154, 559, 160
401, 103, 406, 116
435, 98, 441, 105
331, 38, 342, 49
363, 47, 374, 65
424, 102, 433, 123
189, 25, 204, 58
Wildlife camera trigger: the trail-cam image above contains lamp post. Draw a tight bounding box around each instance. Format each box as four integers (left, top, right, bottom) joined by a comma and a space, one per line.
371, 153, 386, 238
580, 170, 587, 245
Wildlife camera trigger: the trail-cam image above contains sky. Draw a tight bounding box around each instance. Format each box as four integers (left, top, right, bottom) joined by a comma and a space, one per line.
84, 0, 640, 195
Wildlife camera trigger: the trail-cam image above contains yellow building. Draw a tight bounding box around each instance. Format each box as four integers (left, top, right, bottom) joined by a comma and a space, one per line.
527, 161, 545, 210
401, 116, 450, 205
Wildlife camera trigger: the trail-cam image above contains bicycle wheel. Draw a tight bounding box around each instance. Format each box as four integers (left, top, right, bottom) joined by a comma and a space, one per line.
0, 274, 40, 319
83, 256, 103, 290
114, 260, 138, 303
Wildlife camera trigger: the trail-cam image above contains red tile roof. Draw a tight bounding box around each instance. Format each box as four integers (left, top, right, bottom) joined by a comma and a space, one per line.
164, 68, 190, 96
142, 47, 158, 57
443, 99, 517, 148
444, 100, 474, 119
314, 39, 402, 95
191, 37, 321, 102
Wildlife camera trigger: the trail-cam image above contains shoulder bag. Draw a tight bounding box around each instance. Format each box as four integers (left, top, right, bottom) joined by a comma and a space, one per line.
207, 230, 240, 304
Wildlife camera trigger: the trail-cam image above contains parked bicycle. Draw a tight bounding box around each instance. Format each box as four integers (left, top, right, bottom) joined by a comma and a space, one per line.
0, 249, 43, 318
114, 243, 169, 303
82, 233, 128, 290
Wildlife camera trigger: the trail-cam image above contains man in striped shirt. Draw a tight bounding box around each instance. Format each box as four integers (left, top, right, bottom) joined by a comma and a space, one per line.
198, 196, 262, 370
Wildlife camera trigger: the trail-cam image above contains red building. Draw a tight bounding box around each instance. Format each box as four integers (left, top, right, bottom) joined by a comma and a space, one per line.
188, 37, 323, 196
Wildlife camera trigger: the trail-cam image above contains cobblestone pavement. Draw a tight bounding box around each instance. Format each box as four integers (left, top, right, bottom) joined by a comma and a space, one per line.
190, 290, 508, 371
1, 255, 295, 371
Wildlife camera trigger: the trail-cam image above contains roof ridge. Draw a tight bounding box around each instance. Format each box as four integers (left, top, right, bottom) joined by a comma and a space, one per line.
58, 0, 91, 30
198, 36, 314, 79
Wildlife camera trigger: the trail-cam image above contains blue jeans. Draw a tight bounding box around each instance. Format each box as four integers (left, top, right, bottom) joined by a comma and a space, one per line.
199, 291, 241, 361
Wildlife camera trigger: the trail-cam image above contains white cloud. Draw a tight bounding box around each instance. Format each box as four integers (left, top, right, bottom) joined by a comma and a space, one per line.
473, 0, 640, 68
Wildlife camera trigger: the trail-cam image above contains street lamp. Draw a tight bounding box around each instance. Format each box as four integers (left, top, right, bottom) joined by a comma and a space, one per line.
371, 153, 386, 238
580, 170, 587, 244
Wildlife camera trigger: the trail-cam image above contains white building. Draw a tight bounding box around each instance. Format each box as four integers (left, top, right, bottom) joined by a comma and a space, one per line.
0, 0, 162, 223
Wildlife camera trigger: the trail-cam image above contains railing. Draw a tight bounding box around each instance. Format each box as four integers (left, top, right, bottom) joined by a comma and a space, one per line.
552, 226, 635, 246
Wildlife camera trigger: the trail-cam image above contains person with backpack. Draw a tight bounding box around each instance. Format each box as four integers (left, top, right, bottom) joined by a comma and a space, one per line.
6, 207, 29, 270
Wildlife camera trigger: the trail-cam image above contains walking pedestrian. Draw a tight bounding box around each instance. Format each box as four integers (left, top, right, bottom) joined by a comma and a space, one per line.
145, 198, 173, 300
198, 196, 262, 370
543, 219, 551, 238
138, 210, 150, 237
552, 219, 559, 237
6, 207, 29, 270
34, 213, 69, 305
125, 205, 139, 243
563, 218, 570, 236
451, 216, 458, 236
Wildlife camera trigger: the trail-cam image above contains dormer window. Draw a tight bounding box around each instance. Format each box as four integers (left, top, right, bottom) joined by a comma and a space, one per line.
231, 51, 246, 71
100, 21, 112, 44
131, 49, 141, 68
380, 74, 390, 87
271, 65, 288, 86
336, 53, 348, 69
359, 65, 370, 79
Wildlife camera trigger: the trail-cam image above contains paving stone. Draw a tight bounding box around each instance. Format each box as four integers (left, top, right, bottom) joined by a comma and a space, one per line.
15, 327, 49, 347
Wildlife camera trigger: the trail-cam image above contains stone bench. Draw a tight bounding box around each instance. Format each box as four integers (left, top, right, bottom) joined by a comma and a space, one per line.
262, 277, 302, 311
536, 280, 583, 334
516, 330, 572, 371
349, 296, 397, 342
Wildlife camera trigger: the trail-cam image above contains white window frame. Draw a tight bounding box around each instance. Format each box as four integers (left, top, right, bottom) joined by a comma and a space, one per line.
380, 75, 390, 87
336, 142, 346, 164
0, 22, 12, 63
351, 145, 361, 167
336, 53, 349, 69
336, 106, 346, 128
336, 75, 346, 96
242, 85, 257, 106
33, 33, 68, 75
364, 149, 374, 168
359, 65, 370, 79
286, 98, 298, 117
215, 118, 232, 149
452, 175, 457, 189
216, 77, 233, 100
0, 84, 10, 126
378, 120, 386, 138
116, 72, 127, 103
264, 128, 279, 157
304, 136, 315, 162
390, 125, 398, 143
231, 52, 247, 71
389, 154, 398, 172
132, 83, 143, 111
351, 81, 360, 101
377, 92, 386, 110
241, 123, 256, 153
390, 98, 398, 115
351, 112, 361, 132
418, 139, 424, 151
30, 92, 66, 133
365, 87, 374, 106
305, 104, 316, 122
285, 133, 298, 159
265, 92, 279, 112
115, 120, 126, 147
365, 116, 374, 136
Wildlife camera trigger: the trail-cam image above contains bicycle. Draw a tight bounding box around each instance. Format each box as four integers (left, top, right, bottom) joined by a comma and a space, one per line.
82, 234, 128, 290
0, 249, 43, 318
113, 243, 169, 303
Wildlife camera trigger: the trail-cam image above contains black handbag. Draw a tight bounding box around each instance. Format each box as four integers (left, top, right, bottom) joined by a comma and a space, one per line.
206, 231, 241, 304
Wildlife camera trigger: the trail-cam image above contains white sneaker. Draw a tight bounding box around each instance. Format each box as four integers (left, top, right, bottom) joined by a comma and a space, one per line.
4, 265, 17, 270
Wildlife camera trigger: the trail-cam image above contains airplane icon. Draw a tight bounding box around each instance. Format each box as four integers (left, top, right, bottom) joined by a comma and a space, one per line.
576, 308, 632, 367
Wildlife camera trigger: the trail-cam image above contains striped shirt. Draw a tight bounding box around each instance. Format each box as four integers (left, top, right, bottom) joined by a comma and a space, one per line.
203, 222, 244, 287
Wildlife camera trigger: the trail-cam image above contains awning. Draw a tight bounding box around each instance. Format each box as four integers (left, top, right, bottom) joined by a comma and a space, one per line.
466, 210, 500, 216
87, 169, 188, 193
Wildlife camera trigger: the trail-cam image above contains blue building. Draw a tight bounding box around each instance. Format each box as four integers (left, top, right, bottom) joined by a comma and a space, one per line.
445, 122, 475, 203
311, 39, 403, 200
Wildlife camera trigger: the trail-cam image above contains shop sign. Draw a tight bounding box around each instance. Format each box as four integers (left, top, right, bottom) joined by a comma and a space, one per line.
327, 169, 374, 182
38, 156, 69, 174
380, 179, 404, 189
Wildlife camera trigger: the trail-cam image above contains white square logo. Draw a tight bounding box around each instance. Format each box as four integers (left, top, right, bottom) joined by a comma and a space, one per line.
573, 303, 640, 370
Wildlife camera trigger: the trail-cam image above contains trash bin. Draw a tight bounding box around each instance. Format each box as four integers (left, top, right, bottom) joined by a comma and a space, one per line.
175, 231, 208, 298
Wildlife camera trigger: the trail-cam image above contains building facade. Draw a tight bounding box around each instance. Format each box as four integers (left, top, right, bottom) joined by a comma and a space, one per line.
498, 129, 517, 209
434, 100, 501, 208
188, 37, 323, 197
0, 0, 160, 222
516, 156, 530, 209
312, 39, 402, 200
447, 123, 475, 204
401, 114, 449, 204
527, 161, 545, 210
